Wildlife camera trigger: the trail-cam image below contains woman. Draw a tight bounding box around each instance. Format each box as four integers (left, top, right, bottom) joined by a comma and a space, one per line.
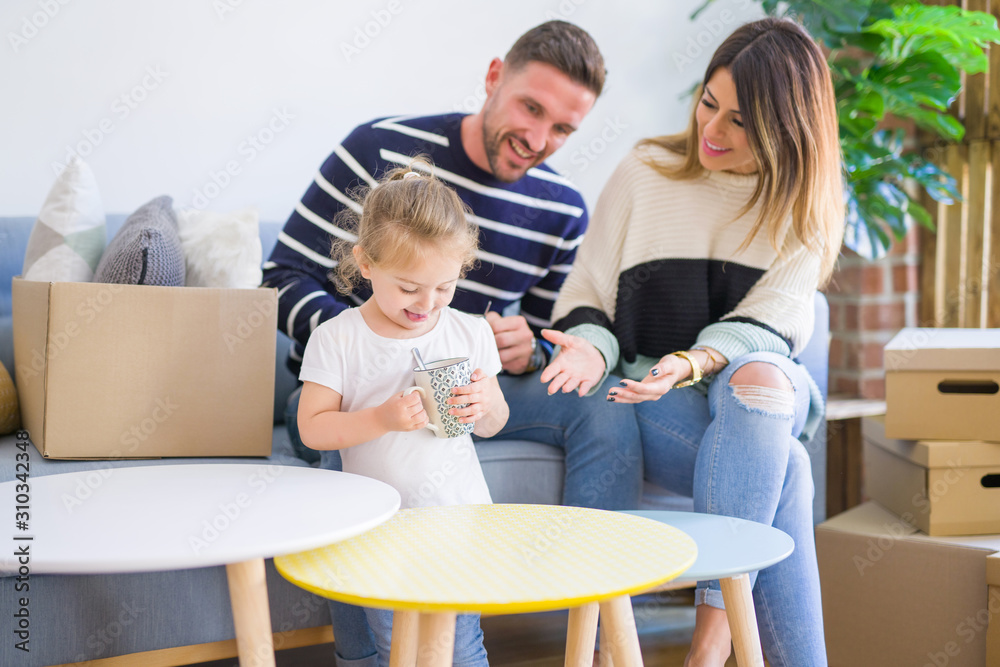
540, 18, 842, 667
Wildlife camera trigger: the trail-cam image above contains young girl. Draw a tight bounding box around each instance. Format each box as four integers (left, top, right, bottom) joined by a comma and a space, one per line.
297, 162, 507, 666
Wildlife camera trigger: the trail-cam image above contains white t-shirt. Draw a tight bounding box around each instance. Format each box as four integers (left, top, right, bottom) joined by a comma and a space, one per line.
299, 306, 502, 509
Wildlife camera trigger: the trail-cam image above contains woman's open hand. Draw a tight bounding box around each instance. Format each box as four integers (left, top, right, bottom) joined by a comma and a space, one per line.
538, 329, 606, 397
605, 353, 692, 403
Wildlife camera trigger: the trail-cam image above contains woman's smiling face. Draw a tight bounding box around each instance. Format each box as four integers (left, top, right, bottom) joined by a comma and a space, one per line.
695, 67, 758, 175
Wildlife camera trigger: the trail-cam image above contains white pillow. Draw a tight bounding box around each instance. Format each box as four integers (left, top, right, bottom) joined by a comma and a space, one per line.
22, 156, 106, 282
175, 207, 263, 288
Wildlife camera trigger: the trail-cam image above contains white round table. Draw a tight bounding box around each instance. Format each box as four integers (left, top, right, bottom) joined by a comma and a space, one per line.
622, 510, 794, 667
1, 463, 400, 667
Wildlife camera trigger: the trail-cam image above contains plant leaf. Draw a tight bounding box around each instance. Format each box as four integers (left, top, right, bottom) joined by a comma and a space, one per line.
780, 0, 874, 46
865, 4, 1000, 72
866, 52, 961, 113
906, 200, 935, 231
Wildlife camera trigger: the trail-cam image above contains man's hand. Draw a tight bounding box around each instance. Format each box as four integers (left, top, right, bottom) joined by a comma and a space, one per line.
538, 329, 606, 397
485, 311, 535, 374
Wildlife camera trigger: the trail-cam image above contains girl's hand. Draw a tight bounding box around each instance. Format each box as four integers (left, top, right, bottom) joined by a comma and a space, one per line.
375, 390, 429, 432
606, 353, 692, 403
447, 369, 499, 424
538, 329, 605, 397
449, 371, 509, 437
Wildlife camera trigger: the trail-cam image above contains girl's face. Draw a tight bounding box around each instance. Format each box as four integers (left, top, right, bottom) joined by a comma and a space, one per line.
356, 244, 464, 338
695, 67, 757, 175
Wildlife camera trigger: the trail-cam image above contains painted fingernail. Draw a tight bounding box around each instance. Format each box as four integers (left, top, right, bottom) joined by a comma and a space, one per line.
619, 380, 627, 386
609, 390, 617, 396
651, 368, 659, 376
606, 396, 615, 402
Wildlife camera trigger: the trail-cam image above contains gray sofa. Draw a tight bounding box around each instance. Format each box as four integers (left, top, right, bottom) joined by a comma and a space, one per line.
0, 215, 828, 666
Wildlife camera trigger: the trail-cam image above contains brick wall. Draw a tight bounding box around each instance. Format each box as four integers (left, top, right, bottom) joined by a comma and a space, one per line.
824, 229, 921, 398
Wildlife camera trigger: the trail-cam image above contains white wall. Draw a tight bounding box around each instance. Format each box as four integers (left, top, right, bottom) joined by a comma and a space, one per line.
0, 0, 762, 220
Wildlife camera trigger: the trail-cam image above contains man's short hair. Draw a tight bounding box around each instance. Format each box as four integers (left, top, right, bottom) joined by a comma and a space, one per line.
504, 21, 606, 98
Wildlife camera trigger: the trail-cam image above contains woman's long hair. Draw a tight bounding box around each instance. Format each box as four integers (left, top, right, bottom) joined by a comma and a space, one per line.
641, 17, 844, 283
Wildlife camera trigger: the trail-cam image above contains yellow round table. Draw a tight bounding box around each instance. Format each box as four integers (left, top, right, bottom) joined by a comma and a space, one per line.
275, 504, 697, 667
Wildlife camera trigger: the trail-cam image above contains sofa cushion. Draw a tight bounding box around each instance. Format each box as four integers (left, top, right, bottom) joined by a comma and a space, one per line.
176, 207, 263, 288
22, 157, 106, 283
0, 360, 18, 434
94, 196, 185, 286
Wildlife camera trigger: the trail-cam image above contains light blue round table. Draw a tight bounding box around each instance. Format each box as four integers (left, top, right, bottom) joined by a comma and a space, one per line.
620, 510, 795, 667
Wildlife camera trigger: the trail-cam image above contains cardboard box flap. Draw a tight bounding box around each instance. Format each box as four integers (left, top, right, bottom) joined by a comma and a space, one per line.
11, 277, 51, 446
989, 553, 1000, 586
885, 327, 1000, 372
819, 501, 1000, 551
864, 415, 1000, 468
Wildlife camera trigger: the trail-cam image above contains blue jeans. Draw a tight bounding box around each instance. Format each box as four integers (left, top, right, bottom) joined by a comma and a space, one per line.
287, 371, 643, 663
482, 371, 643, 509
636, 352, 826, 667
366, 608, 487, 667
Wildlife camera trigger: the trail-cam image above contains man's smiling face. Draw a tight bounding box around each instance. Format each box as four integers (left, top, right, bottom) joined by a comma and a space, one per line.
479, 60, 596, 183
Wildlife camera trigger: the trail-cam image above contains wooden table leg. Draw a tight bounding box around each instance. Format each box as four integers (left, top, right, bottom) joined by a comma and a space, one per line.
416, 611, 456, 667
599, 620, 613, 666
719, 573, 764, 667
598, 595, 642, 666
565, 602, 599, 667
391, 610, 420, 667
226, 558, 276, 667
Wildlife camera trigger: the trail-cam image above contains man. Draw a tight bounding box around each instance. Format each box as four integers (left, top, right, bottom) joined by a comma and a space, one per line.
263, 20, 642, 666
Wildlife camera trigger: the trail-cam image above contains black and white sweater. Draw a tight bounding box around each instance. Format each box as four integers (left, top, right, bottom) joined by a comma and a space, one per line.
552, 143, 823, 386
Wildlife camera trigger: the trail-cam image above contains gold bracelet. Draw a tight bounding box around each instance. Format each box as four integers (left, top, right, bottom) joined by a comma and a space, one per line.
669, 350, 702, 388
690, 346, 725, 375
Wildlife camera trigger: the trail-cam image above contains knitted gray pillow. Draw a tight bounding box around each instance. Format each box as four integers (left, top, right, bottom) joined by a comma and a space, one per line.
94, 195, 186, 286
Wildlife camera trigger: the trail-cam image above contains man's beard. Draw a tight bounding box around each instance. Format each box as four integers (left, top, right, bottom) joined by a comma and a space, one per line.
481, 107, 540, 183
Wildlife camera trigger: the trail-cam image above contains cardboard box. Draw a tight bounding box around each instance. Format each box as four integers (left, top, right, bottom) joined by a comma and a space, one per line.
818, 502, 1000, 667
988, 554, 1000, 665
12, 278, 276, 459
863, 416, 1000, 536
884, 328, 1000, 442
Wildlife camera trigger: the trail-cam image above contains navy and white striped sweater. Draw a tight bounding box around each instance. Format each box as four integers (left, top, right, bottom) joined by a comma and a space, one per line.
262, 113, 589, 373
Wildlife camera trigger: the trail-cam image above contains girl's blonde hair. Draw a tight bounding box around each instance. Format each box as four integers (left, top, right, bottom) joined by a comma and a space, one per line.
640, 17, 844, 283
331, 158, 479, 294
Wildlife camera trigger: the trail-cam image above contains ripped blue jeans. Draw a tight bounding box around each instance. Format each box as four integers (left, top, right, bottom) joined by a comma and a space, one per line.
636, 351, 827, 667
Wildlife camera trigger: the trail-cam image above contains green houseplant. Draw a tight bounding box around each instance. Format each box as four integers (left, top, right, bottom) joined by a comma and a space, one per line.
695, 0, 1000, 259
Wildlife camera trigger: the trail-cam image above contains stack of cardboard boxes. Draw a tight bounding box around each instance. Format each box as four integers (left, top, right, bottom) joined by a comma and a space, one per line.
817, 328, 1000, 666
